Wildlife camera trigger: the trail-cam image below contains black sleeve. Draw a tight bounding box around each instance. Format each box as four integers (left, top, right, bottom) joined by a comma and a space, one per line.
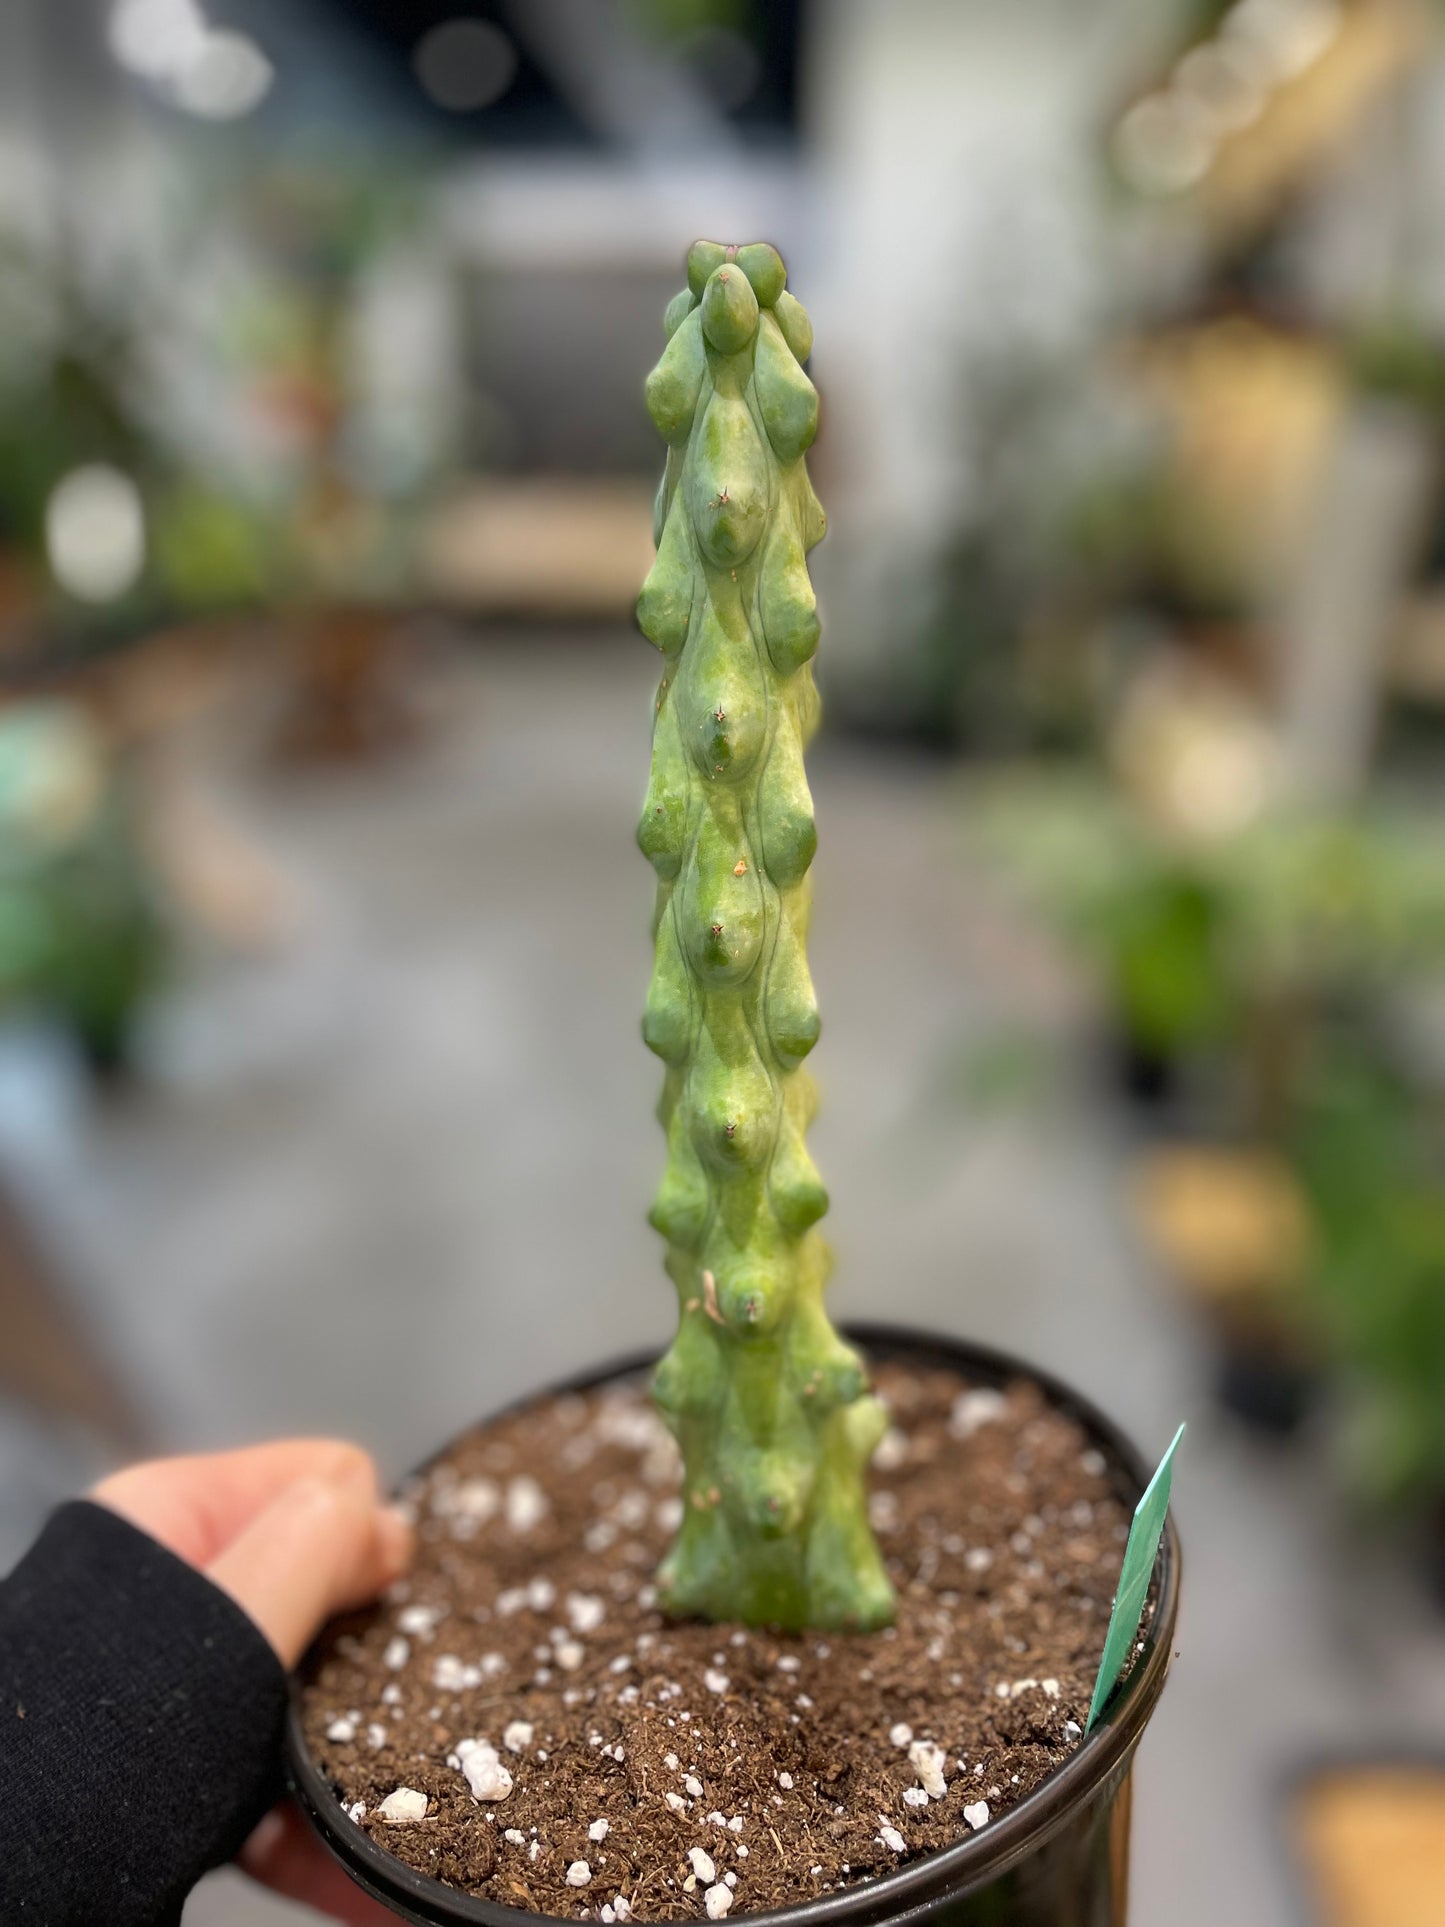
0, 1499, 289, 1927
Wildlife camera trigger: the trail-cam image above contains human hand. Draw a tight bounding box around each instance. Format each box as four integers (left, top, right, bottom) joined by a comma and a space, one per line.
93, 1439, 413, 1925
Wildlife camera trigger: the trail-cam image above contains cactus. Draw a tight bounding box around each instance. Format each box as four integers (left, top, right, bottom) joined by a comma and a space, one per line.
637, 240, 894, 1632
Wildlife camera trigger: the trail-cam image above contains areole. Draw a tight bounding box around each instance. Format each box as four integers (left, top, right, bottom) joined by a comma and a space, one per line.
286, 1324, 1182, 1927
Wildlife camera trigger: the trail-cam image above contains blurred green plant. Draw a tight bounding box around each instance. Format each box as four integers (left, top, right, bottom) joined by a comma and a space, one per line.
1347, 314, 1445, 420
973, 770, 1445, 1090
974, 763, 1445, 1520
0, 704, 169, 1070
1292, 1037, 1445, 1511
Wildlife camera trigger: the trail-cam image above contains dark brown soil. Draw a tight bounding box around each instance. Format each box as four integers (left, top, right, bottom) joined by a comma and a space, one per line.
298, 1363, 1140, 1920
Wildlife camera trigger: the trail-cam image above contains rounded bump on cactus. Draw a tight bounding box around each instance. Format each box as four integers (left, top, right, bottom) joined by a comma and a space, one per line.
769, 1139, 828, 1234
713, 1259, 788, 1336
755, 314, 819, 463
663, 286, 696, 338
760, 518, 820, 674
688, 394, 767, 567
774, 289, 814, 365
645, 309, 706, 448
653, 1321, 724, 1417
637, 493, 694, 654
701, 265, 760, 357
735, 242, 786, 308
687, 239, 729, 298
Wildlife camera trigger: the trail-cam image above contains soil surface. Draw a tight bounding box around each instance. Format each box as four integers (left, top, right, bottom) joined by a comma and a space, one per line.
298, 1362, 1142, 1919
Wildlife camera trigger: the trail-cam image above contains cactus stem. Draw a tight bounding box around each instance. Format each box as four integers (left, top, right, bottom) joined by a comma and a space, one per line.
639, 241, 894, 1633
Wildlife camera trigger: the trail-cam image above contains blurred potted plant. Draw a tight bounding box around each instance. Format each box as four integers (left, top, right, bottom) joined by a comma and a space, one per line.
285, 242, 1180, 1927
0, 702, 169, 1073
1289, 1031, 1445, 1595
973, 665, 1445, 1440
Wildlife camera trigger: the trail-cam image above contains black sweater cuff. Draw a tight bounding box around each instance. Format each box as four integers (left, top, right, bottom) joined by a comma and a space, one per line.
0, 1499, 289, 1927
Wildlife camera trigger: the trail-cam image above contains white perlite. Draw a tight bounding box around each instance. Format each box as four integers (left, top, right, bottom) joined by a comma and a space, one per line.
397, 1604, 441, 1637
456, 1739, 513, 1802
964, 1802, 991, 1831
555, 1639, 586, 1673
382, 1636, 410, 1671
704, 1669, 730, 1695
506, 1477, 549, 1532
325, 1717, 356, 1743
704, 1883, 733, 1919
589, 1818, 610, 1842
684, 1775, 704, 1799
504, 1829, 526, 1845
434, 1655, 482, 1693
879, 1826, 905, 1854
688, 1848, 717, 1883
565, 1861, 592, 1887
998, 1677, 1060, 1701
449, 1477, 499, 1521
378, 1788, 428, 1825
1063, 1721, 1082, 1741
665, 1791, 687, 1812
503, 1720, 535, 1753
887, 1722, 913, 1748
949, 1388, 1008, 1439
566, 1592, 606, 1634
777, 1772, 793, 1790
902, 1787, 928, 1809
908, 1739, 947, 1800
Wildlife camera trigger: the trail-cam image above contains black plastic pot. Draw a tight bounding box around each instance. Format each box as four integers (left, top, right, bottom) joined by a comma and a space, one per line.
287, 1324, 1181, 1927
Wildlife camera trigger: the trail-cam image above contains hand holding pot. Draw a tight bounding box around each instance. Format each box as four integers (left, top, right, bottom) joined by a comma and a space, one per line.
93, 1439, 412, 1924
0, 1438, 412, 1927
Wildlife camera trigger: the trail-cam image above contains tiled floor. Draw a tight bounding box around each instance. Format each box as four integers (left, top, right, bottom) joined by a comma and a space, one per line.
2, 632, 1443, 1926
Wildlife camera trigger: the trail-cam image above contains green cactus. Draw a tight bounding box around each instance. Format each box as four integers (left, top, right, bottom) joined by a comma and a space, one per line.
637, 240, 894, 1633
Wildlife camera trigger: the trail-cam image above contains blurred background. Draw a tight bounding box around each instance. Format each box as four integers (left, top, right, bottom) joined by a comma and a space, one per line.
2, 0, 1444, 1920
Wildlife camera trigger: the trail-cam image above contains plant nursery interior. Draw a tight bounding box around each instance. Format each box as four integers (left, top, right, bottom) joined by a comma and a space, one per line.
5, 0, 1445, 1922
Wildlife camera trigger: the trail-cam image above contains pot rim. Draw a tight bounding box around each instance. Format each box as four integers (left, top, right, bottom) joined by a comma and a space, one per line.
286, 1321, 1181, 1927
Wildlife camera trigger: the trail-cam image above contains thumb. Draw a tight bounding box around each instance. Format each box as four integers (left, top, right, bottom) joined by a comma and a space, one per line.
207, 1474, 413, 1668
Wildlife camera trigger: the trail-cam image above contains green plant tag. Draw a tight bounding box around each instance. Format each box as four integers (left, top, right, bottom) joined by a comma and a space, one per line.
1085, 1423, 1184, 1732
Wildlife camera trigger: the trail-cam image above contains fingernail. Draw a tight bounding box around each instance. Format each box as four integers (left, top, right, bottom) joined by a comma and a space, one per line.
376, 1503, 415, 1577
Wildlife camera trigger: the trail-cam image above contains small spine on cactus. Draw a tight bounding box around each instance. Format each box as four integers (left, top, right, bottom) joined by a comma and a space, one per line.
637, 239, 894, 1632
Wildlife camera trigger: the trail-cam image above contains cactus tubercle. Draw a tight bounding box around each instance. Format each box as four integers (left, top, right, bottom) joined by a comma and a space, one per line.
637, 241, 894, 1633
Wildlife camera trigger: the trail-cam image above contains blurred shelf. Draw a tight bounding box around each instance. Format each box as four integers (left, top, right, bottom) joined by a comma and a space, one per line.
419, 476, 654, 620
1290, 1760, 1445, 1927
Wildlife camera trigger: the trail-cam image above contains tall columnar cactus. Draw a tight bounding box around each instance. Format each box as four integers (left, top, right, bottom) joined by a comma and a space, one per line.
637, 240, 894, 1633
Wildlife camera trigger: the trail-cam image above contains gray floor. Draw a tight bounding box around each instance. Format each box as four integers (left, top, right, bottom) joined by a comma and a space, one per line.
3, 632, 1444, 1926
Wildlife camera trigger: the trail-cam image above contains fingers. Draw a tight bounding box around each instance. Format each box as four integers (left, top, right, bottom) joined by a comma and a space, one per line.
93, 1440, 380, 1566
240, 1805, 398, 1925
206, 1472, 413, 1668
